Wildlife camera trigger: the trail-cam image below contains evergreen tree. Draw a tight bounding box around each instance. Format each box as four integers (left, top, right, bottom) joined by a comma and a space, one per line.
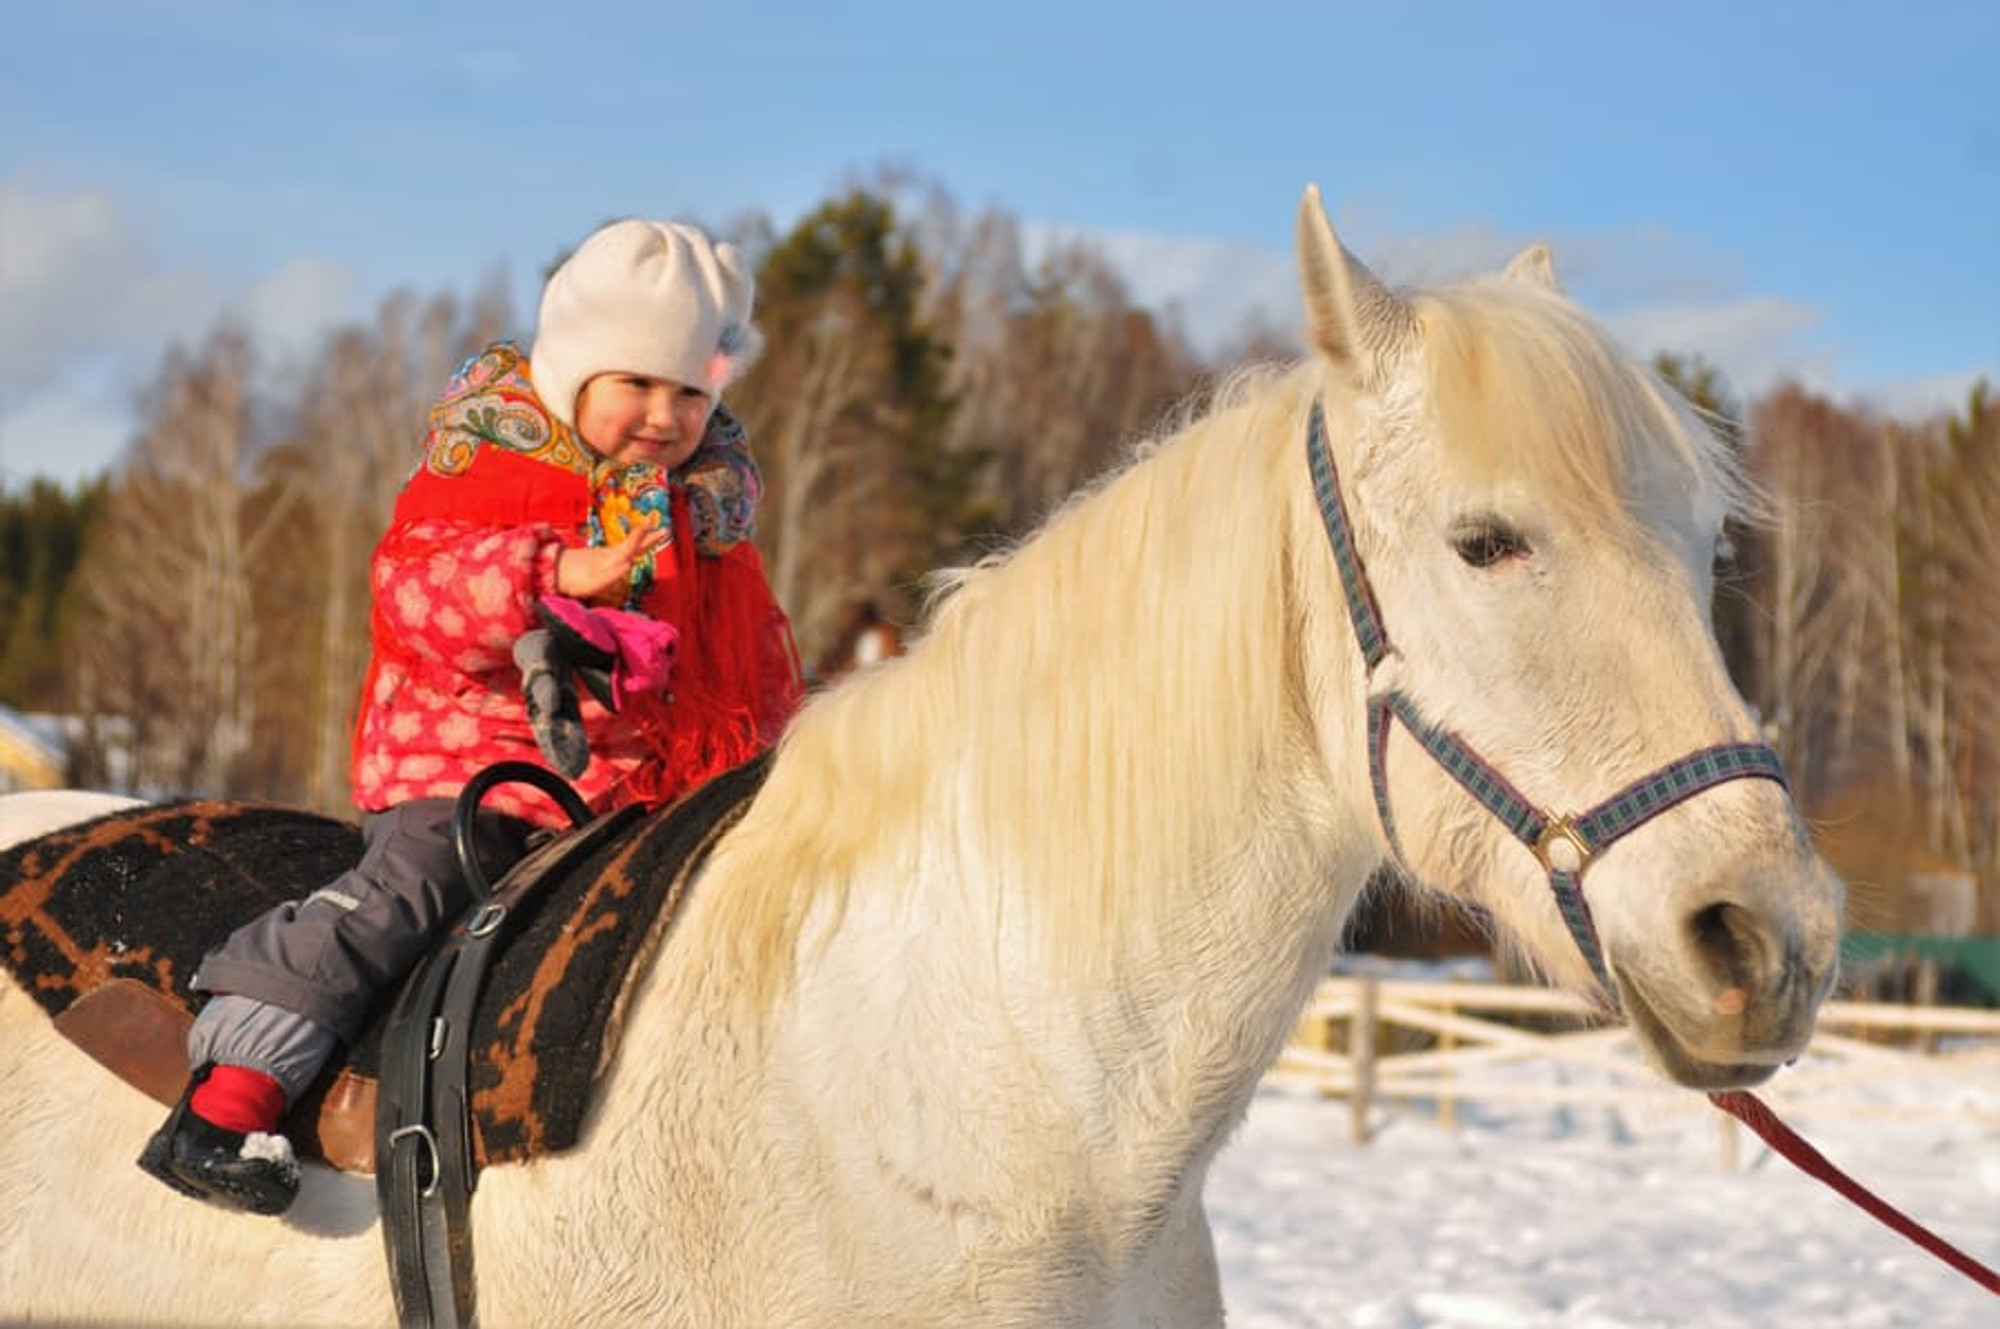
0, 476, 107, 710
731, 188, 961, 660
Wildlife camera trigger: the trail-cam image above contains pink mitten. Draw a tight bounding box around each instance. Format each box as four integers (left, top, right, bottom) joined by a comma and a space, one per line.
539, 594, 679, 711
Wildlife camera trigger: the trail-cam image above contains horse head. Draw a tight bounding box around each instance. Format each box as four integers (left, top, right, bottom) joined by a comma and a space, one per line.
1295, 185, 1843, 1089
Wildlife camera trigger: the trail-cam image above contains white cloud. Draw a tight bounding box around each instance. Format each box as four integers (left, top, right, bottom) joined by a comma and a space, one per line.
0, 178, 212, 385
1, 175, 360, 378
0, 176, 365, 488
1602, 306, 1977, 420
0, 376, 132, 491
1362, 220, 1532, 289
0, 249, 355, 492
1533, 225, 1742, 306
1863, 369, 1990, 421
1604, 296, 1832, 398
1024, 225, 1301, 356
233, 257, 360, 365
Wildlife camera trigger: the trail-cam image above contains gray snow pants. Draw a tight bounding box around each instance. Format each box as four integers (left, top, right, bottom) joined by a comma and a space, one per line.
187, 798, 534, 1103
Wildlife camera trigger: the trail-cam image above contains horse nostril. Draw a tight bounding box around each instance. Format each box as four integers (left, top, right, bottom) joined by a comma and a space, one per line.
1688, 901, 1764, 996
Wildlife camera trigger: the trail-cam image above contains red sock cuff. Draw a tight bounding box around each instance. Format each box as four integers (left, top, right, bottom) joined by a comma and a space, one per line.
189, 1064, 287, 1135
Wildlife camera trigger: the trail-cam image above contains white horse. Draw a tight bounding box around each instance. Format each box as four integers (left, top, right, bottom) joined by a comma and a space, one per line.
0, 187, 1844, 1327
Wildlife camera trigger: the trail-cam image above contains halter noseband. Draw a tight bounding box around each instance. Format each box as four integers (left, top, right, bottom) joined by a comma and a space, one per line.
1306, 402, 1787, 1006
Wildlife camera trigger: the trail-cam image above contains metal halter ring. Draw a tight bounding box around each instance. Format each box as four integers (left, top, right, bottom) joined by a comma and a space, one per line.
1533, 817, 1593, 875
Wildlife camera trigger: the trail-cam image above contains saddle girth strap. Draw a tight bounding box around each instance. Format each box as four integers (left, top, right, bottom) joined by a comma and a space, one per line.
377, 799, 644, 1329
376, 748, 774, 1329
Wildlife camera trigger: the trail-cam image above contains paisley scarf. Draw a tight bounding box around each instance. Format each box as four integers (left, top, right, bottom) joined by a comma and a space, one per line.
419, 342, 759, 606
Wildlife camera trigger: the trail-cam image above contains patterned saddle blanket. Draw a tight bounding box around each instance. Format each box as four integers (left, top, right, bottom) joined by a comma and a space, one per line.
0, 759, 766, 1174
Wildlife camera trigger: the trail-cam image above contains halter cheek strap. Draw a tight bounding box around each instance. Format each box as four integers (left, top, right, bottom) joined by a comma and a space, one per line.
1308, 402, 1787, 1005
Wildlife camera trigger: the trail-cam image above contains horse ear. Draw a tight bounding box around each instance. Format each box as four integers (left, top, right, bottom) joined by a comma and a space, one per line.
1503, 243, 1562, 292
1296, 184, 1412, 382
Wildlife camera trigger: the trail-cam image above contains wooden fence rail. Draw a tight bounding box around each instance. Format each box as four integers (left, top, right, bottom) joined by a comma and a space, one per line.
1269, 976, 2000, 1168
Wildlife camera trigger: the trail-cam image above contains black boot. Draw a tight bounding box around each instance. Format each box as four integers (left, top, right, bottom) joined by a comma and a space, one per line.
138, 1067, 301, 1216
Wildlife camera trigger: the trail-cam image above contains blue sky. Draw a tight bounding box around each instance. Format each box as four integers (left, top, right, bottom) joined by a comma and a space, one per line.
3, 0, 1995, 491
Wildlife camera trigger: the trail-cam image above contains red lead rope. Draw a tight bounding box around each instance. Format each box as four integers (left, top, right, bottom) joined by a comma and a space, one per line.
1708, 1089, 2000, 1295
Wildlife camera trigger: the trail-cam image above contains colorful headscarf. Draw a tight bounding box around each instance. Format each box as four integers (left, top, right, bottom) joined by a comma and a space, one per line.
422, 342, 762, 605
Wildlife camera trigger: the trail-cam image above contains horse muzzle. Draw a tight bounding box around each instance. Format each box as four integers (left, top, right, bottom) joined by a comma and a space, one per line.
1610, 870, 1843, 1090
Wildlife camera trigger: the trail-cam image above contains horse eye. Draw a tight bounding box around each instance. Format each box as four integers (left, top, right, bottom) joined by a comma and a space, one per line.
1452, 521, 1529, 568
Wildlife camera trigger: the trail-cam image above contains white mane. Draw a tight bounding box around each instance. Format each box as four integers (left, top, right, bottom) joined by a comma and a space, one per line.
711, 363, 1326, 1004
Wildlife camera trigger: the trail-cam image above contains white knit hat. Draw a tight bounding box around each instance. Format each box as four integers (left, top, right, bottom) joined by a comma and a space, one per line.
529, 218, 763, 428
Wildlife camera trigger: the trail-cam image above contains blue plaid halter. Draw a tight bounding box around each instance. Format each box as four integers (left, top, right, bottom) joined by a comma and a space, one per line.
1305, 402, 1788, 1006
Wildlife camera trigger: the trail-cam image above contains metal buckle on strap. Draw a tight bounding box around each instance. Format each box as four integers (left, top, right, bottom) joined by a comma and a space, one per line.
467, 902, 508, 938
388, 1124, 442, 1199
1533, 817, 1592, 875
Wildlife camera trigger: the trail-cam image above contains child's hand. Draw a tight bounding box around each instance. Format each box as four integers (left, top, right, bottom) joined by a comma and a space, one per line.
555, 523, 669, 603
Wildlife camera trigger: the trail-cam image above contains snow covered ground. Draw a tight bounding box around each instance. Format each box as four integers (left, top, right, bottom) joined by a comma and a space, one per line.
1206, 1054, 1999, 1327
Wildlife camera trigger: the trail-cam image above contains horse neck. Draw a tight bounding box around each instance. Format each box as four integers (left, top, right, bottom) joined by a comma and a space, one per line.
709, 367, 1379, 1147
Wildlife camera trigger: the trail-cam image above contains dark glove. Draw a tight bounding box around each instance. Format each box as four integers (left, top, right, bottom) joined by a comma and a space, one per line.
513, 629, 590, 778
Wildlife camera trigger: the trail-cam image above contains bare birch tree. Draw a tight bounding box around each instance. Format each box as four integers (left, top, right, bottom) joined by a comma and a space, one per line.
70, 325, 293, 795
1744, 388, 1843, 792
1927, 384, 2000, 909
266, 281, 511, 810
927, 215, 1201, 537
1746, 381, 2000, 929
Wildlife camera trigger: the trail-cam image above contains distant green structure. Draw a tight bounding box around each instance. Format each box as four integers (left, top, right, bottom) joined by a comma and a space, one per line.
1840, 933, 2000, 1007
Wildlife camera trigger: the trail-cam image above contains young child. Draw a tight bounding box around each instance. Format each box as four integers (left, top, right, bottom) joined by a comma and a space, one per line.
139, 218, 802, 1214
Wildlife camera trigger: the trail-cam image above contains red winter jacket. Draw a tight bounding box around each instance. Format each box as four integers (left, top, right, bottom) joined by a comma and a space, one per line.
349, 345, 800, 828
